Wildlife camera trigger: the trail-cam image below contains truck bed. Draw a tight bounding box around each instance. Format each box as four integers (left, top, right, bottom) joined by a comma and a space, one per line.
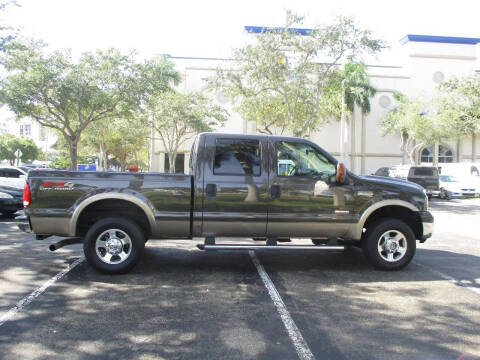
26, 170, 193, 238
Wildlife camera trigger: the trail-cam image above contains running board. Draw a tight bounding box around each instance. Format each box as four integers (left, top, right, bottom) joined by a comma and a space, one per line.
197, 244, 345, 251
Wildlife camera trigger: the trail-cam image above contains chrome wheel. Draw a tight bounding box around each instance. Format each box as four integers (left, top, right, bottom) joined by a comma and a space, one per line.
95, 229, 132, 264
377, 230, 407, 262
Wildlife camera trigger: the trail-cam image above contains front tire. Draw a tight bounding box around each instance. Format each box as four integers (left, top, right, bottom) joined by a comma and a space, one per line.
362, 218, 416, 271
83, 217, 145, 274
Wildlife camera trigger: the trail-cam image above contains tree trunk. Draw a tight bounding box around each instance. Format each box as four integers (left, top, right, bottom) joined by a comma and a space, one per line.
168, 152, 176, 173
68, 140, 78, 170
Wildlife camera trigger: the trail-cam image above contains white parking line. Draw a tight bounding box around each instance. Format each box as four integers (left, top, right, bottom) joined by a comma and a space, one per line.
414, 261, 480, 296
0, 257, 84, 327
249, 251, 315, 360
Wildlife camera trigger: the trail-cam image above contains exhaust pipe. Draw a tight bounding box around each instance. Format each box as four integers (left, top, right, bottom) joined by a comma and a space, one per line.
49, 238, 83, 251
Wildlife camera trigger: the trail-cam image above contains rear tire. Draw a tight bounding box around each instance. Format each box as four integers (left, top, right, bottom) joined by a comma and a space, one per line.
83, 217, 145, 274
362, 218, 416, 271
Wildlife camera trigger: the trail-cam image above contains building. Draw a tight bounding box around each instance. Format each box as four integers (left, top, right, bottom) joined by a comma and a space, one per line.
149, 33, 480, 175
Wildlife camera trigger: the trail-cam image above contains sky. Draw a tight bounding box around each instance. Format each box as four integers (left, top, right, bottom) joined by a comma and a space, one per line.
3, 0, 480, 65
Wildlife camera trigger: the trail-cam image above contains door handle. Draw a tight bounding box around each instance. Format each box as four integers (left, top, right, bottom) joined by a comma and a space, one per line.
271, 185, 281, 199
206, 183, 217, 197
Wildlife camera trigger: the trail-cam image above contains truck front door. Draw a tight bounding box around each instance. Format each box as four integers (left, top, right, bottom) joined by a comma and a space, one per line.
267, 140, 355, 238
201, 135, 269, 237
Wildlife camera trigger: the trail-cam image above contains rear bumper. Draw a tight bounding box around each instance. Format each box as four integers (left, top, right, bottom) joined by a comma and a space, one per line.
17, 216, 32, 233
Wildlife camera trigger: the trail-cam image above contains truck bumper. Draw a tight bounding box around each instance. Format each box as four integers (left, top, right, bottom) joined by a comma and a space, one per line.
17, 216, 32, 233
419, 210, 434, 242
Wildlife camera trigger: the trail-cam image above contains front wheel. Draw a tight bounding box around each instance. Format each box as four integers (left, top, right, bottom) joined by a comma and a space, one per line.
83, 217, 145, 274
440, 188, 451, 200
362, 218, 416, 270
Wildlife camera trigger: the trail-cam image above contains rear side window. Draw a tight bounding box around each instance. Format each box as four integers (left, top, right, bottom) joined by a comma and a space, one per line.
411, 167, 437, 176
214, 139, 261, 176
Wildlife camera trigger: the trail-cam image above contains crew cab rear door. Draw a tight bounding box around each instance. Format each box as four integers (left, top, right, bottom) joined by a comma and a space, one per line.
201, 134, 269, 237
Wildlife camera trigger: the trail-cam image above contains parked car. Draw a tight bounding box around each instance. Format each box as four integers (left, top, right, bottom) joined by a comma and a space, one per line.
407, 166, 439, 198
373, 167, 391, 177
18, 132, 433, 274
0, 185, 23, 216
0, 166, 29, 189
439, 175, 477, 199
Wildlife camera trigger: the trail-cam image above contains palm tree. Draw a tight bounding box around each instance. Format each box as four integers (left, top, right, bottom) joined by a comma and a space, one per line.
339, 62, 376, 169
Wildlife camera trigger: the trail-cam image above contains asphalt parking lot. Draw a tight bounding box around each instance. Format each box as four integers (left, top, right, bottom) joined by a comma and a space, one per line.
0, 199, 479, 360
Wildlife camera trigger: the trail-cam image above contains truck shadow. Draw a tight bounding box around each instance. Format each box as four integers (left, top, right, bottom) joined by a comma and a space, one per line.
1, 246, 479, 360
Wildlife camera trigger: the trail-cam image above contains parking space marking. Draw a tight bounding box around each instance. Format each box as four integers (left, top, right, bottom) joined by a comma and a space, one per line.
0, 257, 84, 327
414, 261, 480, 296
249, 251, 315, 360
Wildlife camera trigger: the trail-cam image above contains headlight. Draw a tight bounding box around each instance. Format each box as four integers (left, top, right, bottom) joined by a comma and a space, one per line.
0, 192, 14, 199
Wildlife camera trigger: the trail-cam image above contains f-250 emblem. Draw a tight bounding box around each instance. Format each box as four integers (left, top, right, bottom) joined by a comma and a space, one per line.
40, 181, 75, 191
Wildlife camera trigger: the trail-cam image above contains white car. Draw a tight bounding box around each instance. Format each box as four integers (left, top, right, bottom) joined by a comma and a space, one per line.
0, 166, 29, 189
438, 175, 477, 199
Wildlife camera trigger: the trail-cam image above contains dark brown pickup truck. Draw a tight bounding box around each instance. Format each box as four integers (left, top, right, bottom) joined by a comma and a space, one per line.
19, 133, 433, 274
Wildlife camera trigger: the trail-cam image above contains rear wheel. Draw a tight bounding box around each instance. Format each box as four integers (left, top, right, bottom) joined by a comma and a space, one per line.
362, 218, 416, 270
440, 188, 451, 200
83, 217, 145, 274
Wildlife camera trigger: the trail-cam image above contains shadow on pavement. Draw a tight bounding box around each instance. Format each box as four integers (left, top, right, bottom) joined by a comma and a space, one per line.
0, 245, 479, 359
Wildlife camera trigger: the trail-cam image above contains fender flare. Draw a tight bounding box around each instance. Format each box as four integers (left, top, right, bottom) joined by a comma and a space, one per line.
347, 200, 419, 240
70, 193, 156, 236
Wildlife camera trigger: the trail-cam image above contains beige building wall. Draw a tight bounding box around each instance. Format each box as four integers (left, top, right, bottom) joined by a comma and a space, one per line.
152, 35, 480, 175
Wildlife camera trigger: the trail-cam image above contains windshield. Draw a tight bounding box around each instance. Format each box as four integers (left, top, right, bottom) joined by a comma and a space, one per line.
440, 175, 457, 182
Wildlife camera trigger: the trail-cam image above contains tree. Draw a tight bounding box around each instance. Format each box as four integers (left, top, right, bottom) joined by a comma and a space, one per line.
381, 94, 446, 164
0, 133, 40, 164
0, 1, 19, 51
210, 10, 385, 137
0, 40, 179, 169
146, 91, 228, 173
436, 75, 480, 143
339, 62, 376, 165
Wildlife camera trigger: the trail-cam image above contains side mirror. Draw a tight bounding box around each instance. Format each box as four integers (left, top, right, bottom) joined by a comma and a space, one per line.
19, 175, 27, 179
336, 162, 348, 184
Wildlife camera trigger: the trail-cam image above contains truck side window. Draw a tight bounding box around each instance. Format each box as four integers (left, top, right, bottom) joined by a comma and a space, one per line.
277, 141, 335, 179
214, 139, 261, 176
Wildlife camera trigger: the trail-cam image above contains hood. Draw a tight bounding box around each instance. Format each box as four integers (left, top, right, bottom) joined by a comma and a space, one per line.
357, 175, 425, 193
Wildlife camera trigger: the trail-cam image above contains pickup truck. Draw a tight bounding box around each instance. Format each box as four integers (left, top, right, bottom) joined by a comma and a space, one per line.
19, 133, 433, 274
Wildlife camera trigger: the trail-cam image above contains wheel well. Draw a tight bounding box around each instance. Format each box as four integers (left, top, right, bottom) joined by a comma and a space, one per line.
76, 199, 151, 238
362, 206, 422, 240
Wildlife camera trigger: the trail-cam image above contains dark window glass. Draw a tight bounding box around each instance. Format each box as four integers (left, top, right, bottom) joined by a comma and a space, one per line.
164, 153, 185, 174
214, 139, 261, 176
412, 167, 437, 176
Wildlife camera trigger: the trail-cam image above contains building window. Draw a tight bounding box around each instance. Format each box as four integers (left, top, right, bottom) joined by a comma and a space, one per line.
39, 127, 48, 141
19, 124, 32, 136
421, 145, 454, 163
164, 153, 185, 173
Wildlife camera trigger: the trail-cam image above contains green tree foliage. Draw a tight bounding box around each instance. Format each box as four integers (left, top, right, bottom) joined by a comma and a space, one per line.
146, 91, 228, 173
0, 40, 179, 169
83, 115, 150, 171
0, 1, 19, 51
210, 10, 384, 136
436, 75, 480, 138
381, 94, 445, 164
0, 133, 40, 164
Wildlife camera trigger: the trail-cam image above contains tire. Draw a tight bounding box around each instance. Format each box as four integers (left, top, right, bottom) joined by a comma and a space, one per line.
362, 218, 416, 271
440, 188, 450, 200
83, 217, 145, 274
